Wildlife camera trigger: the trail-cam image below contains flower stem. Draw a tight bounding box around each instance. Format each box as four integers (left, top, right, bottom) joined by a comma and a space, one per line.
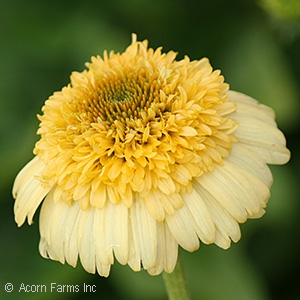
162, 252, 191, 300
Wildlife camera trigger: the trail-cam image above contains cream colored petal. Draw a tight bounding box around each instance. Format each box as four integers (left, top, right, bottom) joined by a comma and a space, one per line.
93, 205, 114, 266
197, 173, 246, 223
15, 180, 50, 226
233, 117, 290, 164
39, 191, 65, 263
49, 193, 71, 264
165, 203, 200, 252
192, 180, 241, 249
13, 156, 51, 226
40, 192, 99, 275
213, 230, 234, 249
248, 209, 266, 219
144, 190, 165, 222
99, 202, 129, 265
127, 219, 142, 272
182, 189, 215, 244
128, 195, 158, 270
95, 257, 111, 278
197, 160, 270, 223
77, 207, 96, 274
147, 222, 178, 275
62, 202, 81, 268
112, 203, 129, 265
229, 90, 290, 165
39, 190, 80, 268
227, 143, 273, 188
39, 194, 116, 276
39, 238, 58, 262
13, 156, 48, 195
162, 224, 178, 273
217, 161, 270, 216
240, 142, 289, 166
228, 91, 276, 126
90, 182, 107, 209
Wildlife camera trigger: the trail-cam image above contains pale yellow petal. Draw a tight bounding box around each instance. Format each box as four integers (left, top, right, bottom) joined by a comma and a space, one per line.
248, 209, 266, 219
95, 258, 111, 278
77, 207, 96, 274
182, 189, 215, 244
227, 143, 273, 188
198, 174, 247, 223
217, 161, 269, 216
62, 203, 81, 268
147, 222, 178, 275
102, 201, 129, 265
165, 204, 200, 252
197, 160, 270, 223
127, 223, 142, 272
39, 192, 66, 263
90, 182, 107, 209
228, 90, 276, 126
129, 195, 157, 269
93, 206, 114, 266
144, 190, 165, 222
234, 117, 290, 164
192, 180, 241, 248
13, 156, 40, 197
229, 90, 290, 165
13, 156, 51, 226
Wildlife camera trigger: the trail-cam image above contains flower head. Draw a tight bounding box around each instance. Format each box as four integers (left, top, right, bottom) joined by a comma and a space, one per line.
13, 34, 290, 277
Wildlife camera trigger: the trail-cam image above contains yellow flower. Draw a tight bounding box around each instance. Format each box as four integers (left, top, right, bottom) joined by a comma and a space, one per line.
13, 34, 290, 277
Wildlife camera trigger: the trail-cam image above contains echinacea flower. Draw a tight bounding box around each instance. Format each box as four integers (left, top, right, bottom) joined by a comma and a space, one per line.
13, 34, 290, 277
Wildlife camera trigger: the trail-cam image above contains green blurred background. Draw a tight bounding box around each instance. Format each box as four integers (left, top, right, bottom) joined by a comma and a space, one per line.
1, 0, 299, 299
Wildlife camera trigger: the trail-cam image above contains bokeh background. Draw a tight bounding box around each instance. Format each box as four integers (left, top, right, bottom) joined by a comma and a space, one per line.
1, 0, 299, 299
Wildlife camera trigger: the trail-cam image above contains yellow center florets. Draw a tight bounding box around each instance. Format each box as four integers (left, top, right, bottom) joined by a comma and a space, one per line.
34, 35, 237, 221
90, 67, 162, 125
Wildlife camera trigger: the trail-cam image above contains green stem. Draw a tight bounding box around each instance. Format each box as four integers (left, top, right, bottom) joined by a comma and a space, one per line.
162, 252, 191, 300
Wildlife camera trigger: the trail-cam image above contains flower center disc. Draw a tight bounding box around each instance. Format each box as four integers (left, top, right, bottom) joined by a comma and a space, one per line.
82, 66, 162, 127
34, 37, 237, 220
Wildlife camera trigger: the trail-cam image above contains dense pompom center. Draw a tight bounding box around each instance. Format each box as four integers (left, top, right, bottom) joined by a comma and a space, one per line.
34, 39, 238, 220
78, 66, 162, 128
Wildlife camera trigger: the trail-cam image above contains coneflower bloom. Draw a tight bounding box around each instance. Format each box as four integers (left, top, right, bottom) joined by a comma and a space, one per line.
13, 34, 290, 277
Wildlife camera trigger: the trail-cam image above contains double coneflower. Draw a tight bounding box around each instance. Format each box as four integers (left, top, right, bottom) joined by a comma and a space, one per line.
13, 34, 290, 277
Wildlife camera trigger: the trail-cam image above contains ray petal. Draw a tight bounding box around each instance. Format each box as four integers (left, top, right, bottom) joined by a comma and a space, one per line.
13, 157, 51, 226
182, 189, 215, 244
129, 195, 157, 270
165, 203, 200, 252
